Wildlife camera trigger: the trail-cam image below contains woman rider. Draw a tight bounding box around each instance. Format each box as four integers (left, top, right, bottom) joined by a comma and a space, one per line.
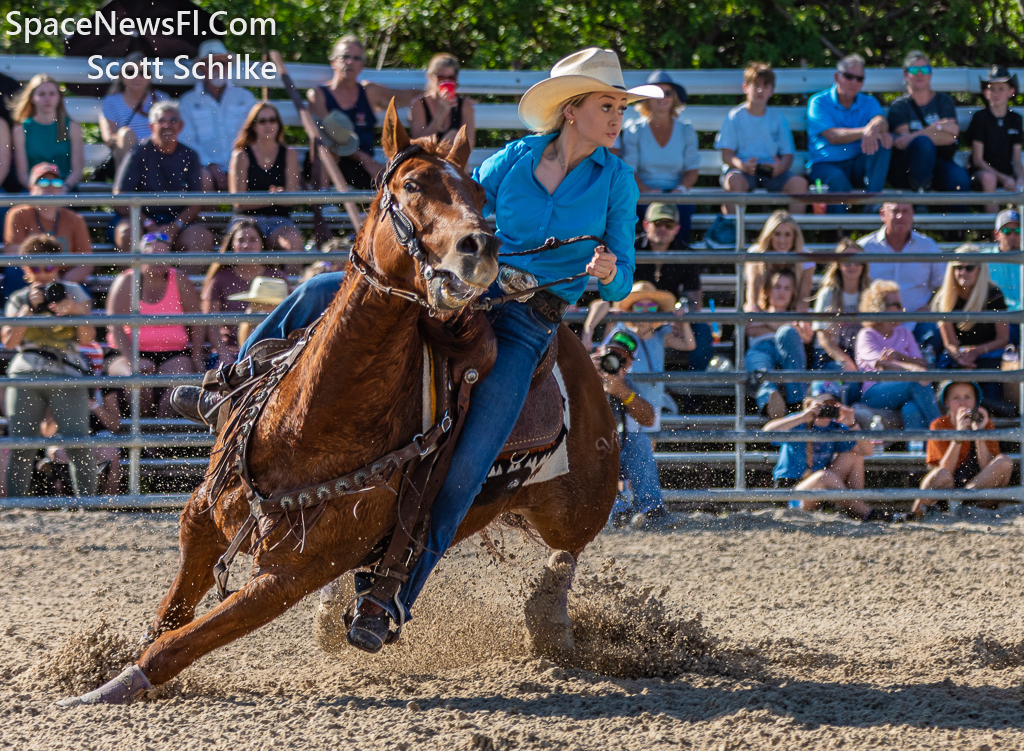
174, 48, 662, 652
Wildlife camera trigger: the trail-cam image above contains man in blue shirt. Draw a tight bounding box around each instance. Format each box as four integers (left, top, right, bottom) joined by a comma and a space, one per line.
986, 209, 1021, 345
806, 54, 893, 212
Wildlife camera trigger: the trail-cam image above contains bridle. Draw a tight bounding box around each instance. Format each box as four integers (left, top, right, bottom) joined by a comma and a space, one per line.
347, 144, 605, 314
348, 144, 446, 312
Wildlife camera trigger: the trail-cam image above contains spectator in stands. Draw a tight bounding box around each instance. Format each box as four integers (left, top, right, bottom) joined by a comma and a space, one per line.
0, 111, 10, 191
887, 51, 970, 198
967, 66, 1023, 213
599, 304, 690, 530
745, 267, 812, 418
10, 74, 84, 191
716, 62, 807, 215
806, 54, 891, 211
620, 71, 699, 245
106, 232, 205, 417
178, 40, 256, 191
859, 202, 946, 354
855, 279, 941, 431
932, 244, 1010, 408
4, 163, 92, 284
1, 234, 96, 497
986, 209, 1022, 321
744, 210, 814, 312
228, 102, 303, 251
113, 101, 214, 255
202, 219, 289, 366
912, 380, 1011, 517
308, 35, 422, 189
766, 391, 899, 521
811, 238, 871, 402
409, 53, 476, 150
99, 51, 169, 170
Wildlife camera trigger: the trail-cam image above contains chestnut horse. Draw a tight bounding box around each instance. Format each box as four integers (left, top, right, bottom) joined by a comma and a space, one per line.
60, 105, 619, 705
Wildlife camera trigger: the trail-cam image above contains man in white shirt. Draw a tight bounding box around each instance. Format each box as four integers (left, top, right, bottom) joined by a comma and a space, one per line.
858, 202, 946, 352
179, 40, 256, 191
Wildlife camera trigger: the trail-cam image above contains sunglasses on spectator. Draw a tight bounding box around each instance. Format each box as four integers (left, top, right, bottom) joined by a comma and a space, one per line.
652, 220, 678, 229
436, 75, 457, 82
142, 232, 171, 245
632, 303, 660, 313
34, 177, 63, 187
255, 117, 279, 125
29, 265, 56, 273
906, 65, 932, 76
885, 299, 903, 310
952, 264, 978, 272
338, 55, 363, 62
841, 72, 865, 83
1000, 226, 1021, 235
157, 116, 181, 124
840, 259, 863, 266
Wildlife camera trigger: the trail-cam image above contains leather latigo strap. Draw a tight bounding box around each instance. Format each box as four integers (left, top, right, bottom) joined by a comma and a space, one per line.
367, 365, 477, 608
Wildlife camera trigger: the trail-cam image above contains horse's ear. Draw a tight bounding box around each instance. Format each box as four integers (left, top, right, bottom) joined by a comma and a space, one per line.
382, 99, 410, 160
446, 126, 472, 172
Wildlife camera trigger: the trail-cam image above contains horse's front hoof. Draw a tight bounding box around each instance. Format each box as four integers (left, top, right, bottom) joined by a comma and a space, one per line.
56, 665, 152, 708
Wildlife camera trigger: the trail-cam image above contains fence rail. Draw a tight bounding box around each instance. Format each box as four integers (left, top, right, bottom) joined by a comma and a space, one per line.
0, 190, 1021, 510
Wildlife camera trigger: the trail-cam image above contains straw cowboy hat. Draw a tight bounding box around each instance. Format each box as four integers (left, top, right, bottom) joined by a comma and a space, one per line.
227, 277, 289, 306
317, 110, 360, 157
614, 281, 677, 312
518, 48, 664, 132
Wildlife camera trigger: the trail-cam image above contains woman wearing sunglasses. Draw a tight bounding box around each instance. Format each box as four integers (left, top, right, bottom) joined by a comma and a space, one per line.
931, 245, 1010, 405
228, 102, 303, 252
409, 53, 476, 150
887, 51, 971, 196
1, 234, 95, 497
106, 232, 205, 417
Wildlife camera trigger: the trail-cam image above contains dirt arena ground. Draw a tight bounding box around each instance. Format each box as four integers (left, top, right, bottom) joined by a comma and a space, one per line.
3, 505, 1024, 750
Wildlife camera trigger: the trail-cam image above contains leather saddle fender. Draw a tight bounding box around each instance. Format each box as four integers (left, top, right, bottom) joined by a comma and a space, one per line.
499, 333, 564, 460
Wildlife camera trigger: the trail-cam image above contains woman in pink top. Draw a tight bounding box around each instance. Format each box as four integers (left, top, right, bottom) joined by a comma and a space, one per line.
855, 279, 940, 430
106, 233, 205, 416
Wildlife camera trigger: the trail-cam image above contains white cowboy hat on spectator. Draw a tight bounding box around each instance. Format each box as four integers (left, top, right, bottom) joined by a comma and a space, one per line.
614, 280, 677, 313
227, 277, 289, 306
317, 110, 360, 157
518, 48, 664, 132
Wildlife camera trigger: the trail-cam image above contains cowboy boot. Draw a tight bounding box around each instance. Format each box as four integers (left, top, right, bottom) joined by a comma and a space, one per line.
346, 599, 393, 654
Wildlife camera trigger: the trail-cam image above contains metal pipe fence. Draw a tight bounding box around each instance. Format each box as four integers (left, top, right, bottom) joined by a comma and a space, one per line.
0, 190, 1021, 510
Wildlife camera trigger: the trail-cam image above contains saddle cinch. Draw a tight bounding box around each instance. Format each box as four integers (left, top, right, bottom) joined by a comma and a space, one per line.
208, 330, 565, 469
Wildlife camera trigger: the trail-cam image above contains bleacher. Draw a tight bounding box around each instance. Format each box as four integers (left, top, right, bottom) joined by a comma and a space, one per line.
0, 55, 1021, 504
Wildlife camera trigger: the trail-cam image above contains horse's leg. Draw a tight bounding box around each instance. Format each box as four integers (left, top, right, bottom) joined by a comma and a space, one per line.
142, 491, 230, 645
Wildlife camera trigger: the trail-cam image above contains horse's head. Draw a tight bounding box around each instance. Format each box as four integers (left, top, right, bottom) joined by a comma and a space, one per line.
362, 101, 499, 315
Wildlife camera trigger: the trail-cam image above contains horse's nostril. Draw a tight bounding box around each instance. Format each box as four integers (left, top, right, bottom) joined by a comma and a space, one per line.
457, 231, 494, 257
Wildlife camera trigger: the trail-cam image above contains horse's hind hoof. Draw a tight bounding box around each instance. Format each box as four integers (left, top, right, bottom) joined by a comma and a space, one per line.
56, 665, 152, 708
524, 551, 577, 659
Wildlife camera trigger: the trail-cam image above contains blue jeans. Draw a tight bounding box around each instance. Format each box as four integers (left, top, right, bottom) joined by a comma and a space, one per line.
240, 275, 558, 619
810, 353, 862, 405
809, 148, 892, 214
238, 272, 345, 357
744, 326, 807, 411
860, 381, 940, 430
610, 430, 664, 516
889, 137, 971, 199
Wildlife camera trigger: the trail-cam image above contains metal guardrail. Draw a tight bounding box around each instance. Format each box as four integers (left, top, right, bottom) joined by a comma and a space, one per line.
0, 190, 1021, 510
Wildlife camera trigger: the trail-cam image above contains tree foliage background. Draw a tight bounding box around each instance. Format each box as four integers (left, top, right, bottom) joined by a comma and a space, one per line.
1, 0, 1022, 71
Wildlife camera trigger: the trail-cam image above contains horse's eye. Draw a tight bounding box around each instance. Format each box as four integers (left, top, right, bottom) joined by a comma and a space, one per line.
403, 180, 420, 193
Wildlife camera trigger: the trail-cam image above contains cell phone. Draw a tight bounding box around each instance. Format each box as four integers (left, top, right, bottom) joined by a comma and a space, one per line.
755, 163, 774, 178
818, 404, 840, 419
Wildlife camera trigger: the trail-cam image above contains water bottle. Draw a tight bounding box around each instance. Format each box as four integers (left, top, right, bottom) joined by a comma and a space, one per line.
922, 343, 936, 370
709, 299, 722, 343
788, 499, 802, 509
869, 415, 886, 453
1002, 345, 1020, 403
908, 439, 925, 454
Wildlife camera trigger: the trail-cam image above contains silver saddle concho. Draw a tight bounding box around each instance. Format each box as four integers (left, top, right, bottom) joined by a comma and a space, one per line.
497, 264, 538, 301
